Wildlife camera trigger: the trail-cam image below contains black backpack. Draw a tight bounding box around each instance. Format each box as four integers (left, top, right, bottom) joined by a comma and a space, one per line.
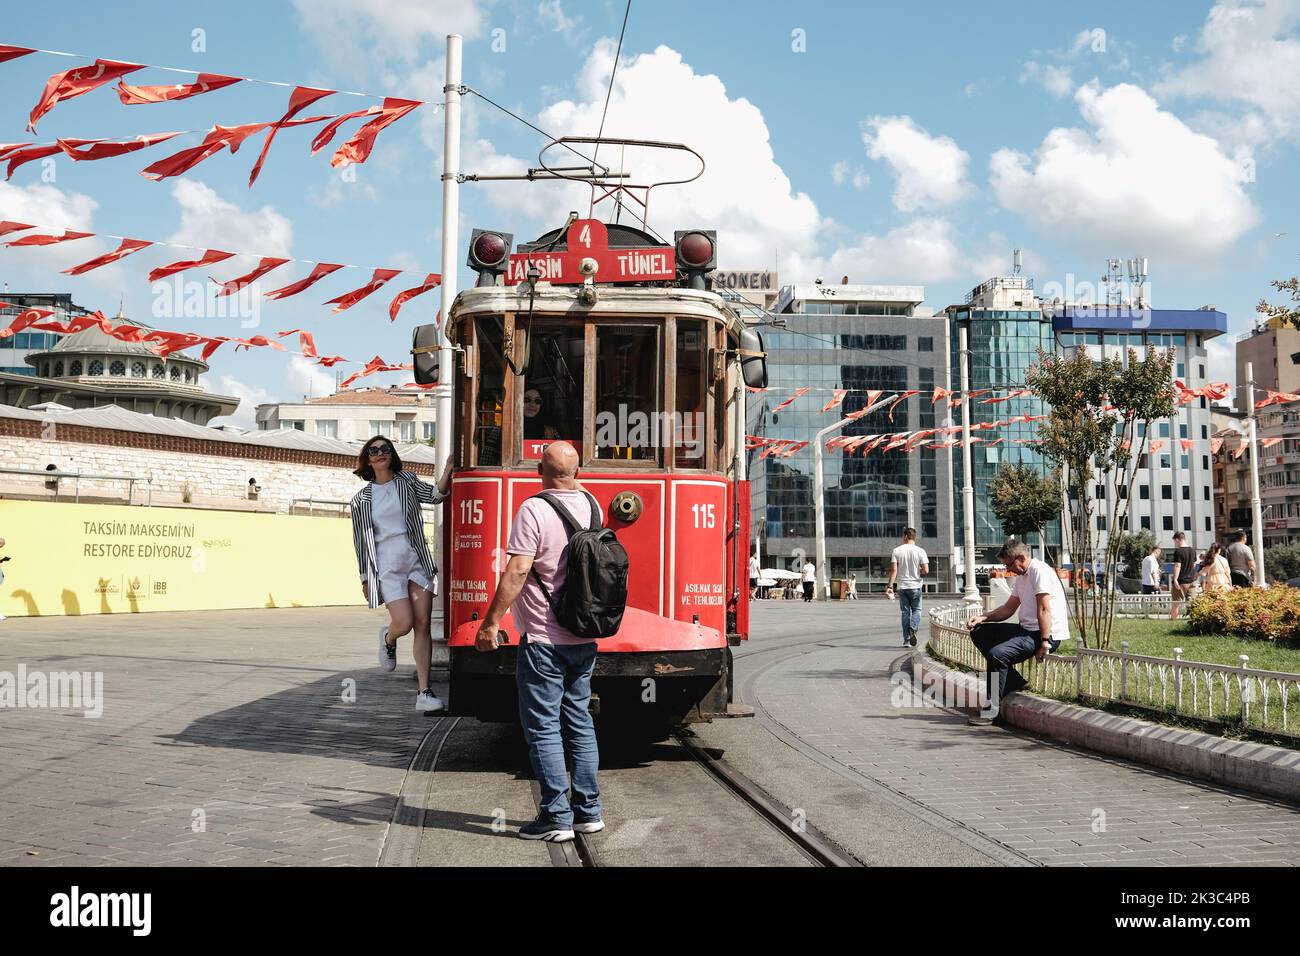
530, 491, 629, 639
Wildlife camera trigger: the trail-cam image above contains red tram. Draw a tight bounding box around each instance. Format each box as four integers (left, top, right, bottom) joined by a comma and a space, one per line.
410, 216, 768, 726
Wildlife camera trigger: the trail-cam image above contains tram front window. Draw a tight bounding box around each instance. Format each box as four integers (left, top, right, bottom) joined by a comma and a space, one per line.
675, 320, 707, 468
474, 316, 506, 466
595, 325, 661, 462
521, 321, 583, 459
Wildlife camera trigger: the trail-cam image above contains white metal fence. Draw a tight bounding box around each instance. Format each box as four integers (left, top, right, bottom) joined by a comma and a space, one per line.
927, 603, 1300, 740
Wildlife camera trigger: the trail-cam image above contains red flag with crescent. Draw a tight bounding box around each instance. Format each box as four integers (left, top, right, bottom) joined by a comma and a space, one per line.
5, 143, 62, 179
58, 132, 181, 162
62, 237, 152, 275
6, 229, 93, 247
248, 86, 334, 186
0, 45, 35, 64
28, 59, 145, 131
0, 221, 34, 237
388, 273, 441, 322
325, 268, 402, 313
1210, 437, 1224, 455
148, 248, 235, 282
329, 98, 420, 167
116, 73, 242, 105
772, 387, 810, 413
820, 389, 849, 413
264, 262, 344, 300
214, 257, 290, 296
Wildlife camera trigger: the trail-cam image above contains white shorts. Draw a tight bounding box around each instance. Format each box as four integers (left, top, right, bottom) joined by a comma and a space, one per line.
375, 536, 433, 605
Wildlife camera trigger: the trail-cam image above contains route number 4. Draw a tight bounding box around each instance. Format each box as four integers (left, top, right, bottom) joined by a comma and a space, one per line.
459, 499, 483, 525
578, 223, 591, 248
691, 503, 715, 529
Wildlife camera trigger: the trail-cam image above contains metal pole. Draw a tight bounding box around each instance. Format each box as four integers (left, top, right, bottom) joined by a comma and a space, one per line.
1245, 361, 1266, 586
959, 324, 980, 604
432, 33, 462, 655
813, 415, 853, 601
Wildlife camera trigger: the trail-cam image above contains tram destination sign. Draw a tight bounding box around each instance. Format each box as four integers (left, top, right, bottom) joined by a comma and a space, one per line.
505, 218, 675, 286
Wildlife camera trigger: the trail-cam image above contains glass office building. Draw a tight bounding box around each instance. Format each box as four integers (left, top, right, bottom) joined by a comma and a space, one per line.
749, 284, 953, 591
0, 294, 81, 376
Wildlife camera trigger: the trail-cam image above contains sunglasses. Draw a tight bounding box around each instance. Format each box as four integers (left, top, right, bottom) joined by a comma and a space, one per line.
367, 444, 394, 457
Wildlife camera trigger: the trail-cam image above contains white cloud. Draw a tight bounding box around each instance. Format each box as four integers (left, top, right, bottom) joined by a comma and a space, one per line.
989, 82, 1259, 260
167, 180, 293, 258
830, 160, 870, 190
861, 115, 972, 212
291, 0, 486, 82
821, 218, 1005, 286
0, 181, 117, 281
537, 0, 582, 39
209, 375, 275, 429
1020, 61, 1074, 98
286, 355, 337, 400
469, 42, 825, 270
1155, 0, 1300, 144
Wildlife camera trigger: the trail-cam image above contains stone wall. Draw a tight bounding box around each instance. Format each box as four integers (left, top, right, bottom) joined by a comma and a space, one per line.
0, 415, 434, 514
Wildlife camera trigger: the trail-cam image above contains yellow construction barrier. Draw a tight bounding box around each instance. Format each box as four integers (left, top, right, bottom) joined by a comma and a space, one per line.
0, 499, 372, 616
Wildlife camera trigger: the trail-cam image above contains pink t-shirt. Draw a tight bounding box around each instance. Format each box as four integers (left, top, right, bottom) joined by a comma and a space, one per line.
505, 488, 602, 646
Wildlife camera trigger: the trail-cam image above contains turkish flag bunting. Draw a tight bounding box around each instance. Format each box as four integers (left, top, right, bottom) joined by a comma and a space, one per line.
62, 237, 152, 275
5, 143, 62, 179
820, 389, 849, 413
1210, 437, 1224, 455
339, 355, 411, 389
772, 387, 810, 413
1232, 442, 1248, 460
1261, 437, 1282, 449
264, 262, 344, 300
315, 355, 348, 367
6, 228, 93, 247
28, 59, 145, 131
931, 387, 952, 404
1256, 389, 1300, 409
142, 330, 206, 359
117, 73, 243, 105
58, 132, 181, 162
1149, 439, 1165, 453
141, 122, 272, 181
0, 143, 31, 159
329, 98, 420, 167
231, 335, 286, 352
277, 329, 318, 359
325, 268, 401, 313
1179, 438, 1193, 451
0, 307, 56, 337
0, 220, 34, 236
388, 273, 441, 322
887, 390, 919, 422
148, 248, 235, 282
248, 86, 334, 186
0, 45, 36, 64
28, 311, 114, 335
214, 257, 290, 296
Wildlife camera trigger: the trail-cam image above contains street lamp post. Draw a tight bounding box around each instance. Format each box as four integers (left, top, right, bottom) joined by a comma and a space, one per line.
959, 324, 981, 605
1245, 361, 1266, 586
813, 414, 854, 601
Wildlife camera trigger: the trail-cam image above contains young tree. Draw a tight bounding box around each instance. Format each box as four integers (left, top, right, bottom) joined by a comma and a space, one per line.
1117, 530, 1157, 579
1257, 277, 1300, 328
988, 463, 1062, 557
1025, 346, 1175, 648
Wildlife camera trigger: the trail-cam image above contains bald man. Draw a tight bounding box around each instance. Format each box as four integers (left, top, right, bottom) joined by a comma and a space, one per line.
477, 441, 604, 842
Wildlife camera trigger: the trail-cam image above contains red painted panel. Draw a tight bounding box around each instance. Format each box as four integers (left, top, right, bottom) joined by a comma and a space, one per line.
447, 476, 504, 636
670, 479, 728, 634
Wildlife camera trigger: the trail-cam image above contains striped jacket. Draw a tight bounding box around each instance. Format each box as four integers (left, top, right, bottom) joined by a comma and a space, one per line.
351, 470, 447, 609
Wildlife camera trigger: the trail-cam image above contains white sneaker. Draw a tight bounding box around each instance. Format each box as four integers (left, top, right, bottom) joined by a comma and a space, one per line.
415, 690, 445, 713
573, 818, 605, 834
378, 626, 396, 672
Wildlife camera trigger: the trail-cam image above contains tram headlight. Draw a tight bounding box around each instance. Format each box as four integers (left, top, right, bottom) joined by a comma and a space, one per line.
466, 228, 513, 285
674, 229, 716, 291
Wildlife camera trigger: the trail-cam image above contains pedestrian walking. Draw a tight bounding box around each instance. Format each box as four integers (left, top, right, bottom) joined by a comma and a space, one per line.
1141, 544, 1163, 595
846, 571, 858, 601
350, 436, 450, 713
965, 540, 1070, 725
748, 547, 760, 601
1196, 543, 1232, 594
1225, 530, 1255, 588
1170, 532, 1197, 620
800, 558, 816, 602
885, 528, 928, 646
475, 442, 605, 843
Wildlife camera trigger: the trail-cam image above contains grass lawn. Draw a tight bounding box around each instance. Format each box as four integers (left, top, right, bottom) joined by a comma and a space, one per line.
1105, 618, 1300, 675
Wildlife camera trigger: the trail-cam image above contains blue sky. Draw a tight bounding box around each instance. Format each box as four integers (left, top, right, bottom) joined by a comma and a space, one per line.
1, 0, 1297, 424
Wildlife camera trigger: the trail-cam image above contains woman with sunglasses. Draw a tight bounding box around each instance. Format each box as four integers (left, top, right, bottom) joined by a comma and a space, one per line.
351, 436, 450, 713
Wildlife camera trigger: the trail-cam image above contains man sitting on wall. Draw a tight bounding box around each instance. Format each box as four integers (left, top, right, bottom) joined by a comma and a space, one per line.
963, 539, 1071, 726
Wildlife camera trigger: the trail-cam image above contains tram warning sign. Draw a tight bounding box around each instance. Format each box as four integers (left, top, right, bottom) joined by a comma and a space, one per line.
505, 218, 675, 285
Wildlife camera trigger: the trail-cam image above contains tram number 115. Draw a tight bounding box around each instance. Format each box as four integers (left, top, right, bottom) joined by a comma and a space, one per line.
691, 503, 715, 529
459, 499, 484, 525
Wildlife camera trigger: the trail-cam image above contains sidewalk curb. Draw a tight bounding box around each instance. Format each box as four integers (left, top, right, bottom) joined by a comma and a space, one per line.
914, 650, 1300, 806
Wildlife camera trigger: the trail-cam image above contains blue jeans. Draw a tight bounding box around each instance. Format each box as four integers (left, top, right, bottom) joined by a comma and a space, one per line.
516, 635, 601, 826
897, 587, 922, 641
970, 622, 1060, 709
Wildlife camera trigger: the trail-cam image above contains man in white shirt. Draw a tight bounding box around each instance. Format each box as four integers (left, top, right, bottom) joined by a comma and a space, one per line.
885, 528, 929, 647
800, 559, 816, 602
965, 539, 1071, 725
749, 548, 761, 600
1141, 545, 1162, 595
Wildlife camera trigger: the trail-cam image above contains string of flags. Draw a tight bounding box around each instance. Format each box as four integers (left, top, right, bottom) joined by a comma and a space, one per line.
0, 220, 440, 321
0, 303, 427, 390
0, 43, 423, 185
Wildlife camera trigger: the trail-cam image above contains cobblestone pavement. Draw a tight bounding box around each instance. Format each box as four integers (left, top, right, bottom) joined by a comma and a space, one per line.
720, 601, 1300, 866
0, 608, 441, 866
